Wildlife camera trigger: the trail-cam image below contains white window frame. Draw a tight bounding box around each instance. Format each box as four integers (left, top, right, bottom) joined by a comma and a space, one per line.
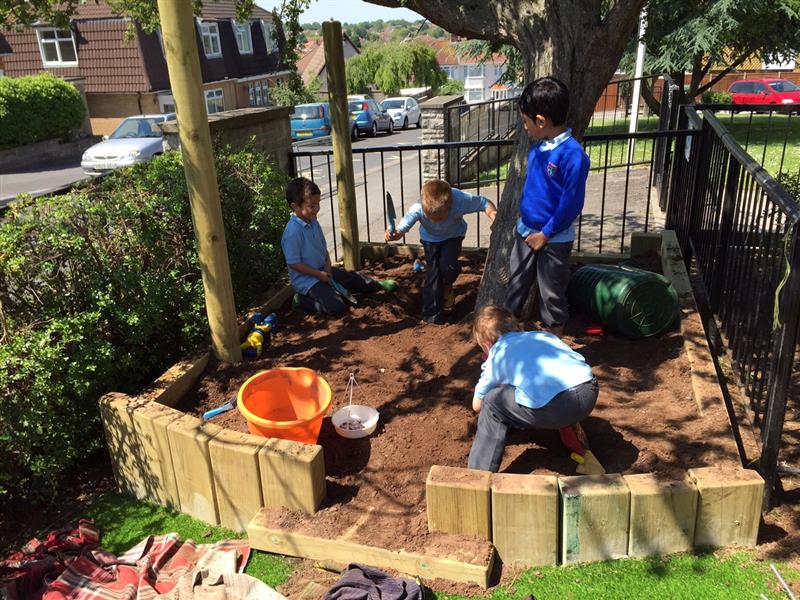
36, 27, 78, 67
232, 20, 253, 55
261, 20, 277, 53
205, 88, 225, 114
466, 64, 484, 78
158, 93, 175, 113
200, 22, 222, 58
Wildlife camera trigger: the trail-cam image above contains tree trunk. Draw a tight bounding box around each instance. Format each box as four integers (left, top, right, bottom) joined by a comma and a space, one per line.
365, 0, 647, 307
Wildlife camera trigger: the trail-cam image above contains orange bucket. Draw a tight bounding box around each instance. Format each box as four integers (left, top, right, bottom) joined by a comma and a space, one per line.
237, 367, 331, 444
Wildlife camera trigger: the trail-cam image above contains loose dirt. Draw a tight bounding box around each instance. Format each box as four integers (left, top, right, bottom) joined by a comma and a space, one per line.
181, 252, 739, 556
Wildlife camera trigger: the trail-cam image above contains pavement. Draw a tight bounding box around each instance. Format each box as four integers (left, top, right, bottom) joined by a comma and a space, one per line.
0, 159, 94, 208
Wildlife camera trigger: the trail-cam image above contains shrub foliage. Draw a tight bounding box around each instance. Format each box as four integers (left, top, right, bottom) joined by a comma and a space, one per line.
0, 147, 288, 510
0, 74, 86, 148
700, 90, 733, 104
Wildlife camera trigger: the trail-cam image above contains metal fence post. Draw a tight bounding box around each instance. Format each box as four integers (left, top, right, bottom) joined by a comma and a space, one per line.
759, 222, 800, 509
709, 156, 740, 310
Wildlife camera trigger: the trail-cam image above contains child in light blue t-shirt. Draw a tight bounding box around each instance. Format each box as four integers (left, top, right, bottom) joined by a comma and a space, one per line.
385, 179, 496, 323
468, 305, 598, 473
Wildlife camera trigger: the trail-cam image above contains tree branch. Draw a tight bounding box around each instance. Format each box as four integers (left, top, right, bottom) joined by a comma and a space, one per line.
363, 0, 508, 44
696, 49, 758, 96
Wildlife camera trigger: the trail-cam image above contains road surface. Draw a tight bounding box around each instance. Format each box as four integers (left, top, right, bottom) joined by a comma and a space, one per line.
0, 159, 92, 207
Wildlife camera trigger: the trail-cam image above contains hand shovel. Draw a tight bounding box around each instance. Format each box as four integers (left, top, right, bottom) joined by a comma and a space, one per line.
202, 398, 236, 421
386, 192, 397, 235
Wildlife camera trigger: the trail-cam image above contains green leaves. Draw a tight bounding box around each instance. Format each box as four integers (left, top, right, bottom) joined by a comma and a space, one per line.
0, 74, 86, 148
0, 145, 289, 512
346, 41, 446, 95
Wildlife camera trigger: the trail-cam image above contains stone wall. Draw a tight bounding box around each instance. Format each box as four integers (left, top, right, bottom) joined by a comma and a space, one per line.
0, 136, 99, 174
420, 95, 464, 183
159, 106, 293, 173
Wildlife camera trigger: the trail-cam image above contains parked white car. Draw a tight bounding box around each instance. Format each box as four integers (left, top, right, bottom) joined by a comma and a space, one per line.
81, 113, 176, 174
380, 97, 422, 130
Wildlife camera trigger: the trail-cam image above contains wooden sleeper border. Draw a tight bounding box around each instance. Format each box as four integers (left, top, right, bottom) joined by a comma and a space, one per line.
99, 231, 761, 587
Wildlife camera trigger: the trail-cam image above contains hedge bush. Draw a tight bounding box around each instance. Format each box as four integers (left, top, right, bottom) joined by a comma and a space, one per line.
701, 91, 733, 104
0, 73, 86, 148
0, 146, 288, 511
778, 171, 800, 202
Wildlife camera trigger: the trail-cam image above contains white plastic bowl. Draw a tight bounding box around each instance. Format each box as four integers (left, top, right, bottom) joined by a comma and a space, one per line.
332, 405, 379, 439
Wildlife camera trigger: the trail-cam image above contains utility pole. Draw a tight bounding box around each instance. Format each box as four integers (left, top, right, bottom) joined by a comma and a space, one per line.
156, 0, 242, 363
322, 20, 360, 270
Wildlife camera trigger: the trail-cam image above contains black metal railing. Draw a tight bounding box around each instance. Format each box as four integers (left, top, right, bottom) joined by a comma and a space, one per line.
446, 96, 519, 142
666, 106, 800, 506
290, 126, 689, 260
694, 103, 800, 180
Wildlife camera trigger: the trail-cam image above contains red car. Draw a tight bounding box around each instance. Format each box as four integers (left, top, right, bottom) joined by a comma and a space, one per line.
727, 78, 800, 106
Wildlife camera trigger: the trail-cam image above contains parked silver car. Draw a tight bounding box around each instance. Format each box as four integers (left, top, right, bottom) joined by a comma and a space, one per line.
81, 113, 176, 173
381, 97, 422, 129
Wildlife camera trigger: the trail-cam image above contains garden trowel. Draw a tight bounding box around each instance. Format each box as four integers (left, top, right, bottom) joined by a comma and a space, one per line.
386, 191, 397, 235
202, 398, 236, 422
560, 424, 606, 475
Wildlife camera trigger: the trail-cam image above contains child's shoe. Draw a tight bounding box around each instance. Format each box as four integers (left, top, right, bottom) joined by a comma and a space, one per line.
378, 279, 398, 291
291, 293, 302, 311
421, 313, 445, 325
442, 285, 455, 309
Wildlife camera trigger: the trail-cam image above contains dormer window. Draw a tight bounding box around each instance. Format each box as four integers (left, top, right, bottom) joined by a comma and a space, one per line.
36, 27, 78, 67
200, 22, 222, 58
260, 20, 277, 53
233, 21, 253, 54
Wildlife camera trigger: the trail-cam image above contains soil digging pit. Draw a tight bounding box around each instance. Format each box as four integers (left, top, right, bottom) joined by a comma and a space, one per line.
180, 252, 739, 559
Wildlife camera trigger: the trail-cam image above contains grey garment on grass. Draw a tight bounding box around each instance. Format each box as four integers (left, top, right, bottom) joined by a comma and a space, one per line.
323, 563, 422, 600
297, 267, 381, 315
504, 234, 573, 327
467, 379, 599, 473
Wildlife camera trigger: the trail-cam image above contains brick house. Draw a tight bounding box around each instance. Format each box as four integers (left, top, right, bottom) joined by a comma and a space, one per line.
0, 0, 289, 135
296, 33, 359, 95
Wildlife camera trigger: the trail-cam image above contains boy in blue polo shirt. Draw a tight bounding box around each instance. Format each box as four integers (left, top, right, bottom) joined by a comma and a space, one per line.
505, 77, 590, 337
282, 177, 391, 315
468, 305, 599, 473
385, 179, 496, 324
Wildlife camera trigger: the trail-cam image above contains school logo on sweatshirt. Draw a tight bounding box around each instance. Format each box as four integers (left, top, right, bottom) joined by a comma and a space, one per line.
546, 161, 558, 177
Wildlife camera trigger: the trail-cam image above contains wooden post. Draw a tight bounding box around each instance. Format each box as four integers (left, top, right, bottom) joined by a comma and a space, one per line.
688, 466, 764, 547
559, 474, 630, 564
491, 474, 559, 567
156, 0, 241, 363
322, 21, 359, 270
426, 466, 491, 539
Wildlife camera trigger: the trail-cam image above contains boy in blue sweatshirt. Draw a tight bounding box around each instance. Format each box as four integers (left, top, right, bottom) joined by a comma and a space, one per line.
505, 77, 590, 337
468, 305, 598, 473
385, 180, 496, 323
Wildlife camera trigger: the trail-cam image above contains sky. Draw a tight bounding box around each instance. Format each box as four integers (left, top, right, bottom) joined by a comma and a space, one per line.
254, 0, 422, 25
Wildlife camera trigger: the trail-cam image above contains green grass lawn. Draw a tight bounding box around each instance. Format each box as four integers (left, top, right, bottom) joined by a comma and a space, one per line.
476, 111, 799, 187
714, 112, 800, 177
82, 491, 798, 599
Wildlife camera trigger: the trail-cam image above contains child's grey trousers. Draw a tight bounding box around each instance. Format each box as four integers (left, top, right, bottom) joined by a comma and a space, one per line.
467, 378, 599, 472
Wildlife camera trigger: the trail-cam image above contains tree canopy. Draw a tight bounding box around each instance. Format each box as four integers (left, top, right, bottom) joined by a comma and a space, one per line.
638, 0, 800, 104
345, 42, 446, 95
364, 0, 647, 305
0, 0, 254, 31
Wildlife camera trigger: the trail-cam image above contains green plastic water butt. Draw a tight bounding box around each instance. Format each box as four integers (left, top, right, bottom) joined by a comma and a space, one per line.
567, 264, 679, 339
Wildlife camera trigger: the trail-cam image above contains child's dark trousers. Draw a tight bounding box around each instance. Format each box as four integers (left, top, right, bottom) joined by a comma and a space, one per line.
504, 234, 572, 327
421, 236, 463, 322
467, 378, 599, 472
297, 267, 381, 315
